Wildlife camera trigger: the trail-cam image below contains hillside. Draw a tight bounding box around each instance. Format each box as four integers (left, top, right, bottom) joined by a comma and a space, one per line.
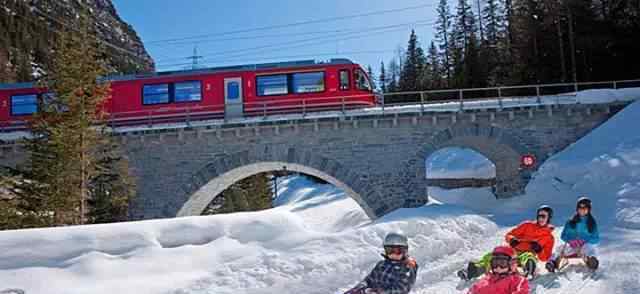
0, 0, 154, 83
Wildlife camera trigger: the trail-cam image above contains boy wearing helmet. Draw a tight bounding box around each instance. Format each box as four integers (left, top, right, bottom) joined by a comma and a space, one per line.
467, 246, 529, 294
458, 205, 555, 280
345, 233, 418, 294
546, 197, 600, 272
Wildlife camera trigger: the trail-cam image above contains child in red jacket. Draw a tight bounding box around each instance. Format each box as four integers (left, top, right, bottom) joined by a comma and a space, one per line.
467, 246, 529, 294
458, 205, 555, 280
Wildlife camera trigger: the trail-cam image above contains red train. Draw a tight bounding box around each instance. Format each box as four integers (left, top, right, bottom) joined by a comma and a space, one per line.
0, 58, 375, 130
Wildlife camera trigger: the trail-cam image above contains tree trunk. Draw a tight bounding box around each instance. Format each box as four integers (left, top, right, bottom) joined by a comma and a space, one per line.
557, 18, 567, 82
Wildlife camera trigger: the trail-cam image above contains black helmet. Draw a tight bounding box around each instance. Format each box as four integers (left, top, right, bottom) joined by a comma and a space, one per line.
577, 196, 592, 210
537, 205, 553, 221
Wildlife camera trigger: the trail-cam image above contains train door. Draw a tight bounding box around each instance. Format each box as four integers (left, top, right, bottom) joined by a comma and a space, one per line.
224, 77, 243, 118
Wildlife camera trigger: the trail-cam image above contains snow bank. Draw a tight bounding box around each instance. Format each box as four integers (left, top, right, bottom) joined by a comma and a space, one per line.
0, 174, 499, 294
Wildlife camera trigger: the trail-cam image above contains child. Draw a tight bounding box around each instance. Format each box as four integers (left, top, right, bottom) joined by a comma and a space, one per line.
467, 246, 529, 294
546, 197, 600, 272
345, 233, 418, 294
458, 205, 555, 280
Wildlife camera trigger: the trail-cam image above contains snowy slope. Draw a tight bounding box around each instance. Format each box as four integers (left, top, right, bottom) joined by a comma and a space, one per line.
1, 100, 640, 293
0, 176, 498, 294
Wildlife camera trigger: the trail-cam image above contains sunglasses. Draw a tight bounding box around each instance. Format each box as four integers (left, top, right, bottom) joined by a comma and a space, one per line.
537, 214, 549, 219
385, 246, 406, 255
491, 257, 511, 269
578, 205, 590, 209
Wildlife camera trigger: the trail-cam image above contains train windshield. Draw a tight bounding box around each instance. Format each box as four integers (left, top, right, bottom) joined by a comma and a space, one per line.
355, 69, 372, 92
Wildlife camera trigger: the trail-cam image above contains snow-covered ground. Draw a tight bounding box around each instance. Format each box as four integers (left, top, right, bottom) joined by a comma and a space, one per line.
426, 147, 496, 179
1, 98, 640, 293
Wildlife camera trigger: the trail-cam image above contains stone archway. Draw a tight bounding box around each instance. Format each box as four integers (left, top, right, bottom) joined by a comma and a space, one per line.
405, 123, 543, 199
175, 147, 382, 219
177, 161, 376, 218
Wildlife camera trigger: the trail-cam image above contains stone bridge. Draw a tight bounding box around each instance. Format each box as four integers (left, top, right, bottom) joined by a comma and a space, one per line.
0, 101, 630, 220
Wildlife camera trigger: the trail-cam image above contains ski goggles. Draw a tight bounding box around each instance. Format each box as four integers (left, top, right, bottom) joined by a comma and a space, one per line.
384, 246, 407, 255
490, 256, 512, 269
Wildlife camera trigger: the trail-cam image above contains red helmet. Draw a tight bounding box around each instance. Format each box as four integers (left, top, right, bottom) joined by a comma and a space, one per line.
492, 246, 516, 258
491, 246, 518, 274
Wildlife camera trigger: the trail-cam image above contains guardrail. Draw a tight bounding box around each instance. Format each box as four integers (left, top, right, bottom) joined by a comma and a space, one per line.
2, 78, 639, 132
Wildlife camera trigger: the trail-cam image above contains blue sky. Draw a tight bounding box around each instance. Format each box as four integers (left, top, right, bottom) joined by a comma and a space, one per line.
112, 0, 463, 77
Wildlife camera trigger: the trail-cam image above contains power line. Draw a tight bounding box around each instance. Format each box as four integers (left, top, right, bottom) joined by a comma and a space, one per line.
146, 3, 436, 44
148, 29, 350, 48
157, 49, 397, 70
155, 19, 435, 64
155, 19, 436, 70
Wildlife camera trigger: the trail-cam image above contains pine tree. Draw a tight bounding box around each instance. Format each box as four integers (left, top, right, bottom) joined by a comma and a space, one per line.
483, 0, 502, 45
366, 65, 376, 91
435, 0, 453, 86
424, 41, 442, 89
205, 173, 273, 215
399, 30, 426, 92
453, 0, 477, 50
1, 14, 135, 228
387, 59, 400, 92
379, 61, 387, 93
450, 0, 478, 87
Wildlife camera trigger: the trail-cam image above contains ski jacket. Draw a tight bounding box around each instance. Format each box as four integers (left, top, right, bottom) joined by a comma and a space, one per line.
467, 273, 529, 294
352, 257, 418, 294
561, 216, 600, 244
505, 221, 555, 261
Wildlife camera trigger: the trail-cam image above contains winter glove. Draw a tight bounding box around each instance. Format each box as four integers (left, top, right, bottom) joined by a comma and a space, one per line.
530, 241, 542, 253
569, 239, 585, 249
405, 257, 417, 269
509, 237, 520, 248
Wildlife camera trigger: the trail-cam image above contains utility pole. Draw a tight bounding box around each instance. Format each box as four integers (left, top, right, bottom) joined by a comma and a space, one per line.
186, 46, 203, 70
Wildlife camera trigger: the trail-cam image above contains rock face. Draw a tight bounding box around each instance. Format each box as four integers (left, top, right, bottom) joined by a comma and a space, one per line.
0, 0, 155, 83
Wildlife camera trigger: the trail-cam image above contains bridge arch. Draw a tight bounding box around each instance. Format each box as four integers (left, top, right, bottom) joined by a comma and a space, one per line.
176, 148, 380, 219
407, 123, 543, 198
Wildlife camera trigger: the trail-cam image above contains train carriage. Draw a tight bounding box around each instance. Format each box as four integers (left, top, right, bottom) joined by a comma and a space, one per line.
0, 58, 375, 130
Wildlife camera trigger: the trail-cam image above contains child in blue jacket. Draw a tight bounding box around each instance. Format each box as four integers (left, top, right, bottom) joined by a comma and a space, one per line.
546, 197, 600, 272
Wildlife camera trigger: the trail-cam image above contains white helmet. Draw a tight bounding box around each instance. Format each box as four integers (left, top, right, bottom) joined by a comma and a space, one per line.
383, 232, 408, 248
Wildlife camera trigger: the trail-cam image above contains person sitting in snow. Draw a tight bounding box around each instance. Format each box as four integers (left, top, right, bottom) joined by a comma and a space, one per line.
458, 205, 555, 280
467, 246, 529, 294
546, 197, 600, 272
344, 232, 418, 294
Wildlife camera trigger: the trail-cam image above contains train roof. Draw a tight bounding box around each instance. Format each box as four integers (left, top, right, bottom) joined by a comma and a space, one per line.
0, 58, 355, 90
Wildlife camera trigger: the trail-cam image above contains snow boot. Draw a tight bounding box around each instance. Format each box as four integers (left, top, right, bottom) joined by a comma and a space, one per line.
585, 256, 599, 270
545, 259, 557, 273
458, 262, 484, 281
524, 259, 536, 278
457, 269, 469, 281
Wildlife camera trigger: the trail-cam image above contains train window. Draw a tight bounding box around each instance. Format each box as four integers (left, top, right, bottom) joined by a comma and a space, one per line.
355, 69, 372, 91
174, 81, 202, 102
143, 83, 170, 105
257, 74, 288, 96
339, 70, 350, 90
10, 94, 38, 115
292, 72, 325, 94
